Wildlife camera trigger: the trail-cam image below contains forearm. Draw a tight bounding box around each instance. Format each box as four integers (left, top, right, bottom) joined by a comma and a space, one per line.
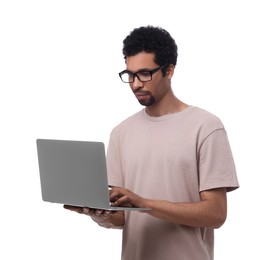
111, 187, 227, 229
145, 198, 226, 229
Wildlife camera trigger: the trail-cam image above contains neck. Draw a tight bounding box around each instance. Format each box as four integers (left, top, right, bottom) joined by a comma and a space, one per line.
145, 94, 188, 117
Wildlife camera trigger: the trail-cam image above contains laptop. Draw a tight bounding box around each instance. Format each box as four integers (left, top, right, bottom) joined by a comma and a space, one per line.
36, 139, 150, 211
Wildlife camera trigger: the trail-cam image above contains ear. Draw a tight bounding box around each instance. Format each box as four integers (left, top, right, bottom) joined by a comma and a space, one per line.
166, 64, 175, 79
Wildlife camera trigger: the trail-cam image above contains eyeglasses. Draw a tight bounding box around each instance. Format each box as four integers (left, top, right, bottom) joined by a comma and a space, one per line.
119, 65, 166, 83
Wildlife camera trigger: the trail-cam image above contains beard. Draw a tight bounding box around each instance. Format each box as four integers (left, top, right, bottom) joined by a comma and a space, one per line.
134, 90, 156, 107
138, 95, 156, 106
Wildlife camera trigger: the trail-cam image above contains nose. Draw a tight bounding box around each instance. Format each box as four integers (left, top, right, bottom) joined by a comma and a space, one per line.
131, 76, 144, 91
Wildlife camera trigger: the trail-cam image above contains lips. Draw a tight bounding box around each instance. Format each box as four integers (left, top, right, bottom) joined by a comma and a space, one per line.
134, 91, 150, 100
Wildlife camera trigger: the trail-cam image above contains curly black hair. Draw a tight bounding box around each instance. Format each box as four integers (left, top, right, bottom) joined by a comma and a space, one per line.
122, 26, 178, 75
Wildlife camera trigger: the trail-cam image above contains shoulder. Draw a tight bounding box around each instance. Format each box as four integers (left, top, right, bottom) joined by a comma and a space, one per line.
114, 110, 143, 128
109, 110, 144, 137
189, 106, 223, 127
186, 106, 226, 139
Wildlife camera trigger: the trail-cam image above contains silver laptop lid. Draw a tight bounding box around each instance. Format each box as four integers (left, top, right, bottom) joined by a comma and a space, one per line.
37, 139, 111, 209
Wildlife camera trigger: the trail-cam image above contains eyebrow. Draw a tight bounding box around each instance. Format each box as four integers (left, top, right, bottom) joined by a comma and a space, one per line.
126, 68, 153, 73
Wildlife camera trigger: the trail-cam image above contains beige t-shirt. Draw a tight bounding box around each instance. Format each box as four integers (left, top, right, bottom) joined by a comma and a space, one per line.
107, 106, 239, 260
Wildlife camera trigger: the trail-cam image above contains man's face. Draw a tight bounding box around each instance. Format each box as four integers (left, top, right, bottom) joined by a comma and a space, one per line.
125, 52, 170, 107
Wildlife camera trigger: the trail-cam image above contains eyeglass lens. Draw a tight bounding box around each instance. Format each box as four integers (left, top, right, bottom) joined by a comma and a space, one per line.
121, 71, 152, 83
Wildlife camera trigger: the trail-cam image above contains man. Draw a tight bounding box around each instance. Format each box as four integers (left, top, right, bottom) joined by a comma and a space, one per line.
65, 25, 239, 260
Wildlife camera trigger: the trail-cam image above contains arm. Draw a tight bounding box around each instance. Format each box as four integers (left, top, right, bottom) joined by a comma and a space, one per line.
63, 205, 125, 229
110, 187, 227, 229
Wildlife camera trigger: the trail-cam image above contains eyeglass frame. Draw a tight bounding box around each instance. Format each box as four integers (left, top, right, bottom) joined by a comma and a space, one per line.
118, 64, 167, 83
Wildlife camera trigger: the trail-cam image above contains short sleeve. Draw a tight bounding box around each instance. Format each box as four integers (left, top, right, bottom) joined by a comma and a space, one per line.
106, 130, 123, 188
198, 129, 239, 192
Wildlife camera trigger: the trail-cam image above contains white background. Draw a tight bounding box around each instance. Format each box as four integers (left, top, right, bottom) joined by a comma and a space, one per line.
1, 0, 277, 259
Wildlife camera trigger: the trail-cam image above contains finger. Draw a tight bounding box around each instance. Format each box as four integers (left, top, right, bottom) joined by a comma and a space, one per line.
91, 210, 112, 222
83, 207, 92, 214
94, 209, 105, 216
110, 187, 128, 201
110, 186, 120, 191
85, 209, 111, 217
83, 208, 107, 217
110, 191, 121, 202
113, 195, 130, 206
103, 210, 112, 217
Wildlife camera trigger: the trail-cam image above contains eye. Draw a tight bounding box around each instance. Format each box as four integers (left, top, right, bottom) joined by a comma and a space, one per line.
137, 71, 151, 77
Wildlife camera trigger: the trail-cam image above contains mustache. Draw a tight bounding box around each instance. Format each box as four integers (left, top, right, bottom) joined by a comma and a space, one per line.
134, 90, 151, 94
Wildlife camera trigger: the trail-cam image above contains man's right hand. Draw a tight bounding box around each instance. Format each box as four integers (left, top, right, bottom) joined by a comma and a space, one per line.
63, 205, 125, 228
